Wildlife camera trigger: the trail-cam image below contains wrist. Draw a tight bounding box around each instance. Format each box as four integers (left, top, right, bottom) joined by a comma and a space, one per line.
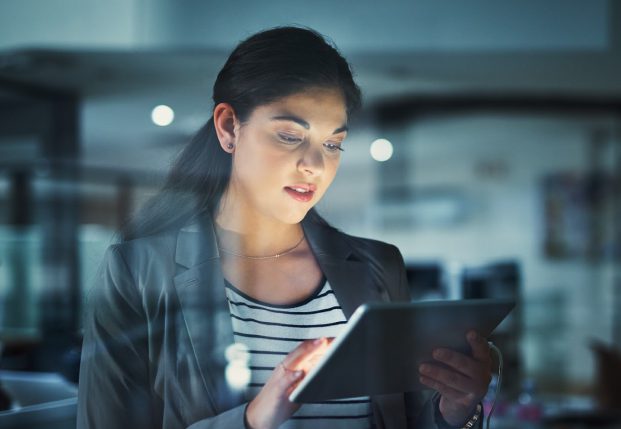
457, 403, 482, 429
434, 397, 482, 429
244, 400, 276, 429
244, 401, 263, 429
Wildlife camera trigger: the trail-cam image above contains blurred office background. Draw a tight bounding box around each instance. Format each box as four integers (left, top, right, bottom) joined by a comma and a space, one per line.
1, 0, 621, 427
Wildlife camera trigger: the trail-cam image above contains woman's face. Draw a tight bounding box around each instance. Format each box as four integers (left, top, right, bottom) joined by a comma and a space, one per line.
225, 87, 348, 225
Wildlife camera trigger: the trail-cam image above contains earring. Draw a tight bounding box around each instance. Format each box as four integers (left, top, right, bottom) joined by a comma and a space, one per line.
227, 143, 234, 150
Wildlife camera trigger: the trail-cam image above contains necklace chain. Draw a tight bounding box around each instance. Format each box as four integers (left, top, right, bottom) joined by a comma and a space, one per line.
217, 234, 305, 260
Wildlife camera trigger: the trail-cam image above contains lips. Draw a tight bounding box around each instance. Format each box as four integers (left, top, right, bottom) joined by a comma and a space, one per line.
284, 184, 316, 202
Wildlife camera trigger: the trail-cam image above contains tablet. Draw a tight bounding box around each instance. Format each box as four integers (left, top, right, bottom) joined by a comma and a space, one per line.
289, 298, 515, 403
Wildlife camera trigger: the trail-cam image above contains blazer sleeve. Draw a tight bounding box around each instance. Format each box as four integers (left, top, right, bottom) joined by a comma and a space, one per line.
77, 246, 249, 429
77, 245, 160, 429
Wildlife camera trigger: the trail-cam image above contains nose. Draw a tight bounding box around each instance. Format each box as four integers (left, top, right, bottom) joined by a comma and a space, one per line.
297, 144, 324, 177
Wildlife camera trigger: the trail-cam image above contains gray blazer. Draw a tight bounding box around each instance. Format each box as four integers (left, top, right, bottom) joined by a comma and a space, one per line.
77, 212, 452, 429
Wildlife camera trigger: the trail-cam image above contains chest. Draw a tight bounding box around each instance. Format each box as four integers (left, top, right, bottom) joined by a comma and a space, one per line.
219, 250, 324, 306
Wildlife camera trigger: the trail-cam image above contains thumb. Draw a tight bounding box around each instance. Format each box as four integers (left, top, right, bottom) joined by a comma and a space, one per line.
279, 364, 304, 389
281, 368, 304, 400
467, 330, 491, 362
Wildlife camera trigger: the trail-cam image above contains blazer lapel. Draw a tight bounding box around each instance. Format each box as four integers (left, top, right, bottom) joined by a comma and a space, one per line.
172, 212, 239, 412
302, 218, 384, 319
302, 218, 408, 429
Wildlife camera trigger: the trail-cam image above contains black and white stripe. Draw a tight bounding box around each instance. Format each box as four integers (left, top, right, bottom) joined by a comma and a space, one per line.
225, 279, 373, 429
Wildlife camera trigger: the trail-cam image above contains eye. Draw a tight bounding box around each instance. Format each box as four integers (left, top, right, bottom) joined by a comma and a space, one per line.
324, 142, 344, 153
278, 133, 303, 144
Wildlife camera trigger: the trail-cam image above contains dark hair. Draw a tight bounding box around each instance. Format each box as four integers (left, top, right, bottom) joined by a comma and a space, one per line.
121, 26, 362, 240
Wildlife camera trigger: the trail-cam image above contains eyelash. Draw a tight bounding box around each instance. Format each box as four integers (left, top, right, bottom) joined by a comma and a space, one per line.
278, 134, 302, 144
324, 143, 344, 153
278, 134, 345, 153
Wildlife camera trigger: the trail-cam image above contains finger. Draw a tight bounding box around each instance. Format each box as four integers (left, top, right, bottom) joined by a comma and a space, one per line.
419, 363, 472, 394
432, 348, 479, 378
305, 353, 325, 368
467, 330, 491, 363
419, 375, 466, 402
283, 338, 330, 373
282, 338, 325, 368
291, 342, 332, 373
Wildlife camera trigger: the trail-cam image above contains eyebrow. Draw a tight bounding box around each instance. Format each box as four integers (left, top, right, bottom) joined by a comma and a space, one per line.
270, 115, 348, 134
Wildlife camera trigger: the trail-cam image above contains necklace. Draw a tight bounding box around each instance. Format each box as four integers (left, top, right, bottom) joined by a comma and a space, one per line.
217, 233, 305, 260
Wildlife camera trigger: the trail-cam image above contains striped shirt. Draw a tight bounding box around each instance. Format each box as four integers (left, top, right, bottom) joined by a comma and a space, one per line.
224, 278, 374, 429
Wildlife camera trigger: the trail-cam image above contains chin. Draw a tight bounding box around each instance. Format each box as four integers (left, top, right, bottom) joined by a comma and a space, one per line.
276, 207, 312, 225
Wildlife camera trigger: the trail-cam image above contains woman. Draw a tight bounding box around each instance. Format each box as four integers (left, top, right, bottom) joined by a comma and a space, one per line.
77, 26, 492, 429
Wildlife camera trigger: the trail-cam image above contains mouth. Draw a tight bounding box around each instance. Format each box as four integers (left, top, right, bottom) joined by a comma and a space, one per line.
284, 184, 316, 202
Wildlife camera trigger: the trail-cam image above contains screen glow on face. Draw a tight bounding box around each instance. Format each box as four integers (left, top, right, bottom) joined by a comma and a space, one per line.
222, 88, 348, 226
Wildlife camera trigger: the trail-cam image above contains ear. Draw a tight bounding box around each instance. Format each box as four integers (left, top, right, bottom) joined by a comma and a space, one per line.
213, 102, 240, 153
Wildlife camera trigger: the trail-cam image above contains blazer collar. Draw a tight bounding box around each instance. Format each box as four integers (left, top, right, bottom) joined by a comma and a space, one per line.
175, 211, 220, 268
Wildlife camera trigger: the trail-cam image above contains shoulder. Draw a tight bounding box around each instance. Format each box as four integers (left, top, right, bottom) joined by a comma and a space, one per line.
311, 222, 409, 301
345, 231, 401, 261
98, 229, 178, 295
110, 231, 177, 264
313, 223, 407, 294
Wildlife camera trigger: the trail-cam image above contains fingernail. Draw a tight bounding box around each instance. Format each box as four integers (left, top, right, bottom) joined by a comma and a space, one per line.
294, 370, 303, 378
313, 338, 323, 345
419, 364, 430, 374
468, 331, 477, 341
433, 349, 444, 359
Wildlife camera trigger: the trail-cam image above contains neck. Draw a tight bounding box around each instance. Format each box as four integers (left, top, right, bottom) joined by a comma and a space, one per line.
214, 192, 305, 258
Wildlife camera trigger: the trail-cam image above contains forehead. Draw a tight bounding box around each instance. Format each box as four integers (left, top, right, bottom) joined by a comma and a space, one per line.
249, 88, 348, 130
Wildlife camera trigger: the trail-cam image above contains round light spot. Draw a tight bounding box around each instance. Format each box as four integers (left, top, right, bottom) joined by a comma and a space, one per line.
370, 138, 394, 162
151, 105, 175, 127
225, 362, 251, 390
225, 342, 250, 364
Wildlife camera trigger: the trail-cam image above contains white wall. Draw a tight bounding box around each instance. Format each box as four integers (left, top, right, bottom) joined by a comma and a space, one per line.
0, 0, 140, 50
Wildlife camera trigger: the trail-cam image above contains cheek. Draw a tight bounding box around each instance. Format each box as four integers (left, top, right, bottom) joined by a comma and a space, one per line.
233, 145, 287, 187
323, 159, 340, 186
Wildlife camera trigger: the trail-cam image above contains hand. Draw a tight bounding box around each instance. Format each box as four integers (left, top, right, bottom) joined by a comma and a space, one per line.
418, 330, 492, 426
245, 337, 332, 429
